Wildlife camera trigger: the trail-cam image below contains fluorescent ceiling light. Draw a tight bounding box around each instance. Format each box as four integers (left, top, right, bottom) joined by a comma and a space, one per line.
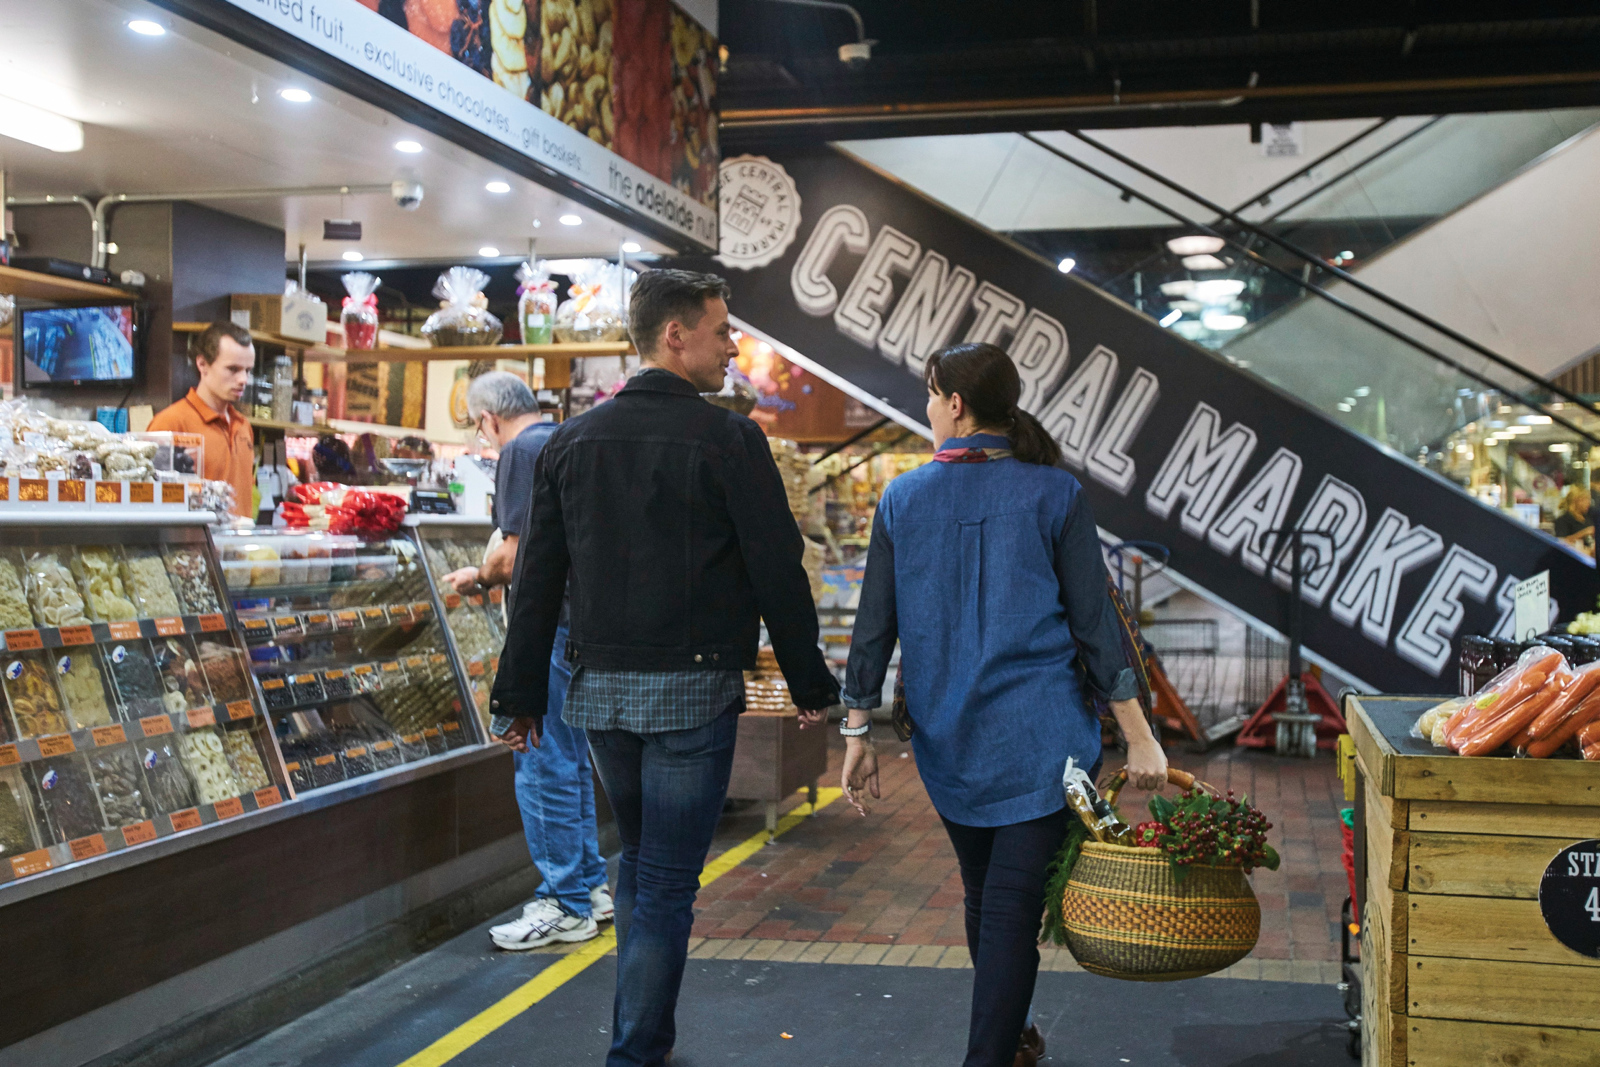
1056, 257, 1076, 274
1506, 425, 1533, 434
1192, 279, 1245, 301
1518, 414, 1552, 425
559, 214, 583, 226
1182, 254, 1228, 271
1336, 402, 1353, 412
127, 19, 165, 35
478, 246, 500, 257
394, 139, 422, 153
1201, 311, 1247, 331
1353, 386, 1371, 397
1167, 235, 1225, 256
1159, 280, 1195, 298
341, 250, 364, 262
279, 88, 313, 103
485, 180, 511, 194
1549, 443, 1573, 452
1158, 308, 1183, 327
1170, 300, 1203, 314
0, 95, 84, 152
621, 241, 642, 254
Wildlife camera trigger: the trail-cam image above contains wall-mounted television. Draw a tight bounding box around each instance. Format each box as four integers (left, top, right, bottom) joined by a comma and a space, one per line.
17, 303, 143, 388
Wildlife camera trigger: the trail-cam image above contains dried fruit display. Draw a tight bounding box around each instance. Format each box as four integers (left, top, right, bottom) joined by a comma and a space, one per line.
0, 556, 36, 630
34, 753, 103, 842
106, 640, 166, 717
539, 0, 614, 148
138, 739, 197, 814
489, 0, 534, 99
87, 743, 152, 829
24, 549, 91, 627
197, 642, 252, 705
178, 726, 242, 805
72, 546, 138, 623
153, 636, 212, 713
56, 650, 114, 730
0, 767, 42, 858
222, 729, 270, 792
122, 547, 183, 618
2, 651, 69, 739
164, 546, 222, 614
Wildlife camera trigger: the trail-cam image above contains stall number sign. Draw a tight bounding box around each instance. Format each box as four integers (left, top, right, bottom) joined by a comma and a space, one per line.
1540, 840, 1600, 958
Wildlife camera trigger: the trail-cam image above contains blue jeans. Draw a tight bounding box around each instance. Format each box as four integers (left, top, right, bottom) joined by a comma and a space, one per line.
513, 627, 607, 917
586, 706, 739, 1067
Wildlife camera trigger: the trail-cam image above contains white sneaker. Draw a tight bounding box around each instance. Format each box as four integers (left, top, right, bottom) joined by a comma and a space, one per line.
490, 898, 598, 951
590, 885, 614, 923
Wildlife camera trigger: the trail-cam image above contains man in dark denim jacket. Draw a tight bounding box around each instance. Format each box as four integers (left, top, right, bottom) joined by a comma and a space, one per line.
491, 269, 838, 1067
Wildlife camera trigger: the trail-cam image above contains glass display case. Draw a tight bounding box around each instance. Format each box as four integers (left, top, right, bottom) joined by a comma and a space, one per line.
412, 518, 504, 728
0, 518, 285, 885
212, 527, 481, 796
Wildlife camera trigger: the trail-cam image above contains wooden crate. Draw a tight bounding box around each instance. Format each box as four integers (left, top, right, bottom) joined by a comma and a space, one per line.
726, 710, 828, 838
1350, 695, 1600, 1067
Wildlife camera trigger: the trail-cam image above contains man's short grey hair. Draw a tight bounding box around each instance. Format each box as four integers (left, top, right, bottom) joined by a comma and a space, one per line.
466, 371, 538, 421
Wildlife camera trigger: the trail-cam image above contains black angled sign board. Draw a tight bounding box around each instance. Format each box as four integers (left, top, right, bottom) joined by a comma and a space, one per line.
673, 147, 1595, 693
1540, 840, 1600, 959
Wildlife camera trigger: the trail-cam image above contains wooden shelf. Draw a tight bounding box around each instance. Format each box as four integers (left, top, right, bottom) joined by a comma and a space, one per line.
0, 264, 131, 302
173, 322, 629, 363
248, 416, 468, 447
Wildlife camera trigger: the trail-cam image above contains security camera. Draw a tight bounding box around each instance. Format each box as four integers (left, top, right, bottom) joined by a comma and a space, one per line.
838, 39, 873, 67
391, 180, 424, 210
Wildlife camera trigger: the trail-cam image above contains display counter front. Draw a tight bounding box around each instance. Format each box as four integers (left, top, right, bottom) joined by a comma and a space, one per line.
412, 516, 503, 726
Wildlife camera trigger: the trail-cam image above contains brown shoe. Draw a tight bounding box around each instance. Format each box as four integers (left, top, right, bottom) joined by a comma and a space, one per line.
1015, 1023, 1045, 1064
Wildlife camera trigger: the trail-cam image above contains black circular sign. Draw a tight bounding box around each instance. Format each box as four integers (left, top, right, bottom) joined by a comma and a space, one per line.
1539, 840, 1600, 959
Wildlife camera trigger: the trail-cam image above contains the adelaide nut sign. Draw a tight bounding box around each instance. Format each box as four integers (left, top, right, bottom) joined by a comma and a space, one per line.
686, 148, 1593, 693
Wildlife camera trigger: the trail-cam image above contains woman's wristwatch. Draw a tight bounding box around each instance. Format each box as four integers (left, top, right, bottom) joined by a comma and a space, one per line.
839, 719, 871, 738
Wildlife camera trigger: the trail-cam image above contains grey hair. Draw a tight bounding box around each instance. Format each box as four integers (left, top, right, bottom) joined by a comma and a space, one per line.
465, 371, 538, 421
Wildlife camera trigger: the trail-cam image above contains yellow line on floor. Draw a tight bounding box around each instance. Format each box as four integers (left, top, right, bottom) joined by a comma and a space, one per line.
395, 787, 843, 1067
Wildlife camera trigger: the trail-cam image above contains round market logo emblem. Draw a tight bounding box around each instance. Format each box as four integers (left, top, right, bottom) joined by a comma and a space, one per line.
716, 155, 801, 271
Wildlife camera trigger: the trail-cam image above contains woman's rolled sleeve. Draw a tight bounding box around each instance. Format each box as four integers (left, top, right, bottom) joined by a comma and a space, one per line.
843, 503, 897, 709
1054, 491, 1137, 701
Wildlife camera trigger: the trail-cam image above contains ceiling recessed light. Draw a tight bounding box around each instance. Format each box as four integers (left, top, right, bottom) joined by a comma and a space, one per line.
1158, 308, 1183, 327
127, 19, 165, 36
279, 88, 313, 103
1183, 254, 1228, 271
1167, 235, 1225, 256
1056, 257, 1076, 274
1353, 386, 1371, 397
342, 250, 364, 262
394, 139, 422, 153
621, 241, 642, 254
485, 180, 511, 194
1192, 279, 1246, 301
1201, 311, 1247, 331
478, 246, 500, 257
558, 213, 582, 226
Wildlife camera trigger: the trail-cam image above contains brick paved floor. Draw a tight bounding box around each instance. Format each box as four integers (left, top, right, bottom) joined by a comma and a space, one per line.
692, 734, 1352, 971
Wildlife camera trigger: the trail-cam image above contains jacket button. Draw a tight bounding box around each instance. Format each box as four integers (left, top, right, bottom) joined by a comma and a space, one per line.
491, 700, 500, 710
694, 654, 703, 663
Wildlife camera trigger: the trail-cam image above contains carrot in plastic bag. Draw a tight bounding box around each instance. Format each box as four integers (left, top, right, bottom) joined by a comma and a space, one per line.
1519, 661, 1600, 748
1458, 670, 1572, 756
1443, 648, 1564, 747
1525, 690, 1600, 759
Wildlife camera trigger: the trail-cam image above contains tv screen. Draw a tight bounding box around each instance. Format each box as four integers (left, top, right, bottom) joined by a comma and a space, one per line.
19, 304, 139, 387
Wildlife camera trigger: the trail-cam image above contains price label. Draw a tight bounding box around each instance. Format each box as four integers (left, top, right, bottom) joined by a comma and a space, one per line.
488, 587, 504, 605
363, 607, 388, 624
18, 478, 47, 501
261, 677, 286, 691
213, 796, 244, 819
313, 754, 337, 766
198, 614, 228, 632
381, 661, 402, 673
10, 849, 52, 877
468, 660, 485, 677
282, 761, 302, 773
186, 707, 216, 728
344, 746, 369, 759
373, 740, 395, 752
161, 483, 186, 504
242, 619, 272, 638
272, 615, 303, 637
169, 808, 203, 832
490, 656, 500, 672
129, 482, 154, 504
226, 701, 254, 720
95, 481, 123, 504
1540, 839, 1600, 959
69, 833, 108, 861
305, 612, 333, 631
57, 626, 93, 647
445, 594, 461, 610
404, 656, 427, 670
38, 733, 76, 757
4, 629, 42, 651
402, 733, 422, 744
467, 594, 484, 607
335, 610, 360, 629
57, 479, 87, 502
108, 621, 143, 641
121, 820, 158, 846
91, 724, 128, 747
0, 744, 17, 767
253, 786, 283, 808
140, 714, 174, 737
423, 727, 441, 739
412, 602, 432, 618
388, 605, 413, 624
154, 617, 186, 637
1514, 572, 1551, 642
324, 669, 347, 680
352, 665, 374, 676
442, 722, 462, 733
430, 654, 449, 667
293, 673, 318, 685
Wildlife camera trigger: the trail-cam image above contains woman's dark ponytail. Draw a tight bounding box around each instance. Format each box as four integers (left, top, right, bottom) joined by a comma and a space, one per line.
924, 343, 1062, 467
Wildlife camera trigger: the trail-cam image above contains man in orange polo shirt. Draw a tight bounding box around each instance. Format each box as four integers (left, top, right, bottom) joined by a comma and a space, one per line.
148, 322, 257, 518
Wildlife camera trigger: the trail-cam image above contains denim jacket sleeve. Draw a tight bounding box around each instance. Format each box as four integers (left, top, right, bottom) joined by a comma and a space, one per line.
490, 440, 570, 723
1054, 489, 1139, 702
842, 498, 896, 710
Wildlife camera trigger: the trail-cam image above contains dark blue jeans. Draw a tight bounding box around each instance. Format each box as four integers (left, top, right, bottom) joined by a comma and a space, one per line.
586, 706, 739, 1067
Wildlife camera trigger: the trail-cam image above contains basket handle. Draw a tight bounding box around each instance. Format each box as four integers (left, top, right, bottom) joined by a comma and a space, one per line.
1100, 766, 1203, 809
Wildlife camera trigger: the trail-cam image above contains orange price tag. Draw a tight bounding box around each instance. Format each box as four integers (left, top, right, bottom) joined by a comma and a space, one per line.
412, 602, 432, 618
57, 625, 94, 646
261, 677, 286, 690
129, 482, 155, 504
58, 479, 87, 502
10, 849, 52, 877
161, 483, 186, 504
108, 621, 143, 641
226, 701, 253, 720
0, 478, 8, 501
430, 653, 448, 666
467, 594, 484, 607
0, 744, 18, 766
282, 761, 302, 773
4, 629, 42, 651
91, 724, 128, 747
38, 733, 76, 757
305, 612, 331, 627
272, 615, 301, 633
213, 796, 244, 819
444, 594, 461, 609
198, 614, 227, 632
121, 820, 158, 846
154, 617, 186, 637
423, 727, 441, 739
95, 481, 123, 503
442, 722, 461, 733
488, 587, 504, 604
324, 669, 346, 680
490, 656, 500, 672
381, 661, 402, 673
253, 786, 283, 808
344, 746, 368, 759
404, 656, 426, 670
69, 833, 108, 861
352, 665, 374, 676
186, 707, 216, 728
373, 740, 395, 752
242, 619, 271, 636
169, 808, 202, 832
467, 660, 485, 677
140, 714, 174, 737
363, 608, 387, 623
292, 673, 317, 685
335, 611, 359, 627
18, 478, 47, 501
313, 754, 337, 766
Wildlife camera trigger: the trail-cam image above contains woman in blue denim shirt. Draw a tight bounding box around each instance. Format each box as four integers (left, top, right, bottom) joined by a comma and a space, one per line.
839, 343, 1167, 1067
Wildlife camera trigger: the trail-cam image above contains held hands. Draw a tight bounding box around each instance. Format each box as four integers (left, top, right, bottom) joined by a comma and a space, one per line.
495, 716, 543, 752
796, 706, 828, 729
841, 736, 880, 816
